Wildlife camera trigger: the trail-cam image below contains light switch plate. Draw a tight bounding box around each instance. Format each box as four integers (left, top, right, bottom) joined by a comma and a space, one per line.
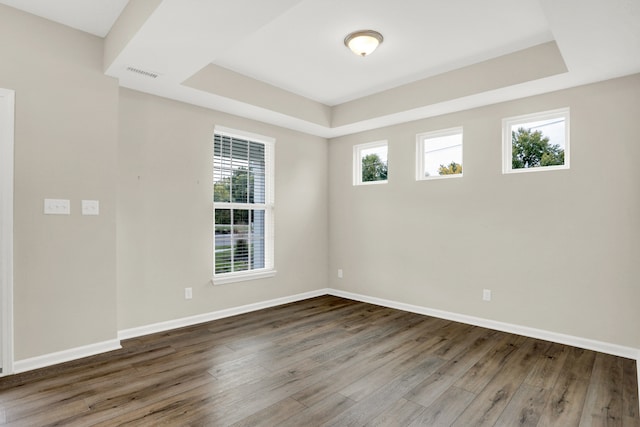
82, 200, 99, 216
44, 199, 70, 215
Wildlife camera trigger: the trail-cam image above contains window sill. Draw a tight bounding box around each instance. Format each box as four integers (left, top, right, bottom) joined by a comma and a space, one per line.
503, 164, 569, 174
417, 174, 463, 181
212, 269, 277, 286
354, 180, 388, 186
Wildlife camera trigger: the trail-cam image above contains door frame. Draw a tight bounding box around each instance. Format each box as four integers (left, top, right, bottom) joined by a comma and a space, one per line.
0, 88, 15, 376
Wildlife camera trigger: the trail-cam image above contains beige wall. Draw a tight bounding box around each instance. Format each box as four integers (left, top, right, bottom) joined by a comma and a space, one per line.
2, 2, 638, 365
329, 74, 640, 349
117, 89, 328, 330
0, 6, 119, 359
1, 4, 329, 361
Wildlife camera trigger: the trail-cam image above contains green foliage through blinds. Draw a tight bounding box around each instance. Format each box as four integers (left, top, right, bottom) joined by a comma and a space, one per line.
214, 133, 268, 274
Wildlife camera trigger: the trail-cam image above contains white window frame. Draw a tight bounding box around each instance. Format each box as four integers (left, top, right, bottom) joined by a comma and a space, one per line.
213, 126, 276, 285
416, 127, 464, 181
353, 140, 388, 186
502, 108, 570, 174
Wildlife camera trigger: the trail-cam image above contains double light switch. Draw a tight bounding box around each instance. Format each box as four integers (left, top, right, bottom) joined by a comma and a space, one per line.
44, 199, 100, 215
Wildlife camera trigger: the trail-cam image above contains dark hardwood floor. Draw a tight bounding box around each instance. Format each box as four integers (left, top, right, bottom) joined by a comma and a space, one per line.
0, 295, 637, 426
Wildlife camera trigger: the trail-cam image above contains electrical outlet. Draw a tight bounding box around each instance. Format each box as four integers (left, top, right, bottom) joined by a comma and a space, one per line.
338, 269, 343, 279
483, 289, 492, 301
185, 287, 192, 300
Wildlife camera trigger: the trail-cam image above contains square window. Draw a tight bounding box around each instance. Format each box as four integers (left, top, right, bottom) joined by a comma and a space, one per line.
503, 108, 570, 174
416, 128, 463, 180
353, 140, 388, 186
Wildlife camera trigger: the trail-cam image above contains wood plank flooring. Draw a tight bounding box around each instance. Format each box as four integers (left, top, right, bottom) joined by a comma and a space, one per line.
0, 295, 637, 426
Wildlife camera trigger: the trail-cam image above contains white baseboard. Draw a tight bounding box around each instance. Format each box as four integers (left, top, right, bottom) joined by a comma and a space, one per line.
118, 289, 329, 340
10, 286, 639, 404
13, 339, 121, 374
327, 288, 640, 360
325, 289, 640, 416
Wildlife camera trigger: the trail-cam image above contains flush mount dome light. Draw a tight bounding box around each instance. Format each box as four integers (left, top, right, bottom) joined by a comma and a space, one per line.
344, 30, 383, 57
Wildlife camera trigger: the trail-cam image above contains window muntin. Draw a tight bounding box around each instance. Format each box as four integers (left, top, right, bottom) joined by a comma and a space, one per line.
503, 108, 570, 174
416, 128, 463, 180
213, 127, 274, 283
353, 140, 388, 186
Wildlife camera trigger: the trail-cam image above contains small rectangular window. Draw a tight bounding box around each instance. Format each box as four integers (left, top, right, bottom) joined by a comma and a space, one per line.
213, 126, 275, 285
503, 108, 570, 174
416, 127, 463, 180
353, 140, 388, 186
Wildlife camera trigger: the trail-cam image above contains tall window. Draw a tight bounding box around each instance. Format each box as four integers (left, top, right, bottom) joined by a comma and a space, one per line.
353, 140, 388, 186
416, 127, 463, 180
503, 108, 570, 174
213, 127, 275, 284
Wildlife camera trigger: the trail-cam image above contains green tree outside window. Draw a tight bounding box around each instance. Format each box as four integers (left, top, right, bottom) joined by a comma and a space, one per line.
512, 127, 564, 169
361, 153, 388, 182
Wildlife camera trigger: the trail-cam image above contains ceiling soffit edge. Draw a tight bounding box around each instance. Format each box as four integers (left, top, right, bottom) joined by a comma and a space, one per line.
184, 41, 567, 132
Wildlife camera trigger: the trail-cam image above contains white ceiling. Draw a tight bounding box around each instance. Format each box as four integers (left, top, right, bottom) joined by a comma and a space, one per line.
0, 0, 128, 37
212, 0, 554, 105
2, 0, 639, 138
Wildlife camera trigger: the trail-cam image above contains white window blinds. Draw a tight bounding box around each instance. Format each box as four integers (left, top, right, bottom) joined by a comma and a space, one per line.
213, 128, 274, 280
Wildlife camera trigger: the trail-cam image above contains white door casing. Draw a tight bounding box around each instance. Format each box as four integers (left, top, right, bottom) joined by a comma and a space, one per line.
0, 88, 15, 376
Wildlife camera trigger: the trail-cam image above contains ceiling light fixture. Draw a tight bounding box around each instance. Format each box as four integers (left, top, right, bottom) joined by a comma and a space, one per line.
344, 30, 384, 57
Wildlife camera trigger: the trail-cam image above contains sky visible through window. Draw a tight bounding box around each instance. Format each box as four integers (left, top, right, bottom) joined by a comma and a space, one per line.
361, 145, 387, 163
423, 133, 462, 177
513, 117, 566, 149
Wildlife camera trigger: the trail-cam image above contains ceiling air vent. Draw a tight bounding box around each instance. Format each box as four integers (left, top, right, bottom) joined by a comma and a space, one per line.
126, 66, 159, 79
